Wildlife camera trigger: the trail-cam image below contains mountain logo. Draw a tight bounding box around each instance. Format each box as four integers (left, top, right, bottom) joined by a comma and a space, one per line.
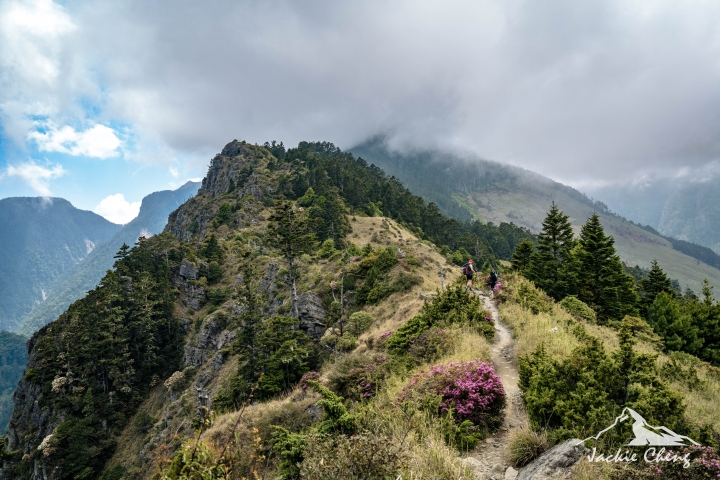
582, 407, 700, 447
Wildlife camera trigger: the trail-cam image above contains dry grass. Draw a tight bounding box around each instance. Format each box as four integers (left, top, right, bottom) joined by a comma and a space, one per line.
499, 275, 720, 462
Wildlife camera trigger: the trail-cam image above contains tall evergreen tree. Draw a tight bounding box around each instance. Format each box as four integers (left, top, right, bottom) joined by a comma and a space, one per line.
268, 200, 317, 317
511, 239, 534, 272
638, 260, 675, 319
576, 213, 638, 322
525, 202, 577, 300
647, 292, 702, 354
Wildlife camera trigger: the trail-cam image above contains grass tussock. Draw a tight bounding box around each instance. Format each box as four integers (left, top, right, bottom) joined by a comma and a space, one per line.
506, 424, 550, 468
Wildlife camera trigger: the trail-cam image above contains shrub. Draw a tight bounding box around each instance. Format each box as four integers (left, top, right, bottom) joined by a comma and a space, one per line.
516, 282, 551, 314
299, 432, 405, 479
559, 295, 596, 323
133, 410, 157, 434
317, 239, 337, 259
398, 360, 506, 431
519, 323, 687, 444
611, 446, 720, 479
386, 285, 493, 353
407, 327, 454, 364
206, 261, 223, 284
336, 333, 358, 352
327, 353, 390, 401
507, 425, 550, 467
206, 287, 232, 307
346, 312, 373, 336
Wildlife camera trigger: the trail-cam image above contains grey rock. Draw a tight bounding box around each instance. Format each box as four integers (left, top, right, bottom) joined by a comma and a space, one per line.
505, 466, 518, 480
184, 284, 205, 310
296, 292, 327, 340
517, 439, 586, 480
195, 371, 213, 389
305, 403, 323, 422
461, 457, 483, 470
179, 259, 199, 280
210, 352, 225, 372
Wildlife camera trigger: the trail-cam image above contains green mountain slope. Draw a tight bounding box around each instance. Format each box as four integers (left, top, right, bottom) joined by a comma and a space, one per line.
0, 198, 120, 331
591, 177, 720, 255
350, 138, 720, 294
17, 181, 200, 336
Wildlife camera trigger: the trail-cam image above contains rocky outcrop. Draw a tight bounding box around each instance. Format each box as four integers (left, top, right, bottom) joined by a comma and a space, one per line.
172, 259, 205, 310
2, 330, 63, 480
296, 292, 327, 340
183, 312, 236, 368
517, 439, 586, 480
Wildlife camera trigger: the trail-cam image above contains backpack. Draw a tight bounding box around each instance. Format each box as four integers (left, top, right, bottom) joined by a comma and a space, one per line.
462, 263, 471, 275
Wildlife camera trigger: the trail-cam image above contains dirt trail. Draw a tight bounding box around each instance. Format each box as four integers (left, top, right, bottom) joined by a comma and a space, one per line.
461, 290, 528, 479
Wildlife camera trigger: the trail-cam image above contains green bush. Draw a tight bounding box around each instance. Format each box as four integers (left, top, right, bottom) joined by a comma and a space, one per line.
386, 285, 493, 354
346, 312, 373, 336
519, 321, 687, 444
133, 410, 157, 434
407, 327, 455, 365
327, 352, 390, 401
206, 287, 232, 306
516, 282, 552, 314
317, 239, 337, 259
559, 295, 596, 322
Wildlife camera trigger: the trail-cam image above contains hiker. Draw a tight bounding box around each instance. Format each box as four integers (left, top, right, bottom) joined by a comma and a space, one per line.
462, 259, 476, 289
489, 269, 498, 291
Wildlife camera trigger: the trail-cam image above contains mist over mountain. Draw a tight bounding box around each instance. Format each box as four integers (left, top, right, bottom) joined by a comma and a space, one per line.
592, 176, 720, 255
350, 138, 720, 294
17, 181, 200, 336
0, 198, 121, 331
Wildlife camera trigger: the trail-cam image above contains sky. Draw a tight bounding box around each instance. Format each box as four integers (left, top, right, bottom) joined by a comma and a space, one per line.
2, 0, 720, 223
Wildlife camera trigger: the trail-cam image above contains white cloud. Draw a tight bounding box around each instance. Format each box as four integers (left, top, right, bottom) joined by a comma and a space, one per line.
94, 194, 140, 224
27, 123, 122, 158
5, 161, 66, 196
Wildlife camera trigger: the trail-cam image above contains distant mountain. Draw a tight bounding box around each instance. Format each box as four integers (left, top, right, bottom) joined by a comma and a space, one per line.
350, 138, 720, 294
17, 181, 200, 336
0, 197, 121, 331
592, 177, 720, 255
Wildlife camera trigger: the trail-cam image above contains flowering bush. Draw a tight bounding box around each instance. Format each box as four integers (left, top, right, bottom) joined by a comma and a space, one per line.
493, 281, 503, 292
300, 371, 320, 389
328, 353, 390, 401
398, 360, 505, 429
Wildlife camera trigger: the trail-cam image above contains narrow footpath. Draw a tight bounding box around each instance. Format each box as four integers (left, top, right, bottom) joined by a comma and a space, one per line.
461, 290, 528, 480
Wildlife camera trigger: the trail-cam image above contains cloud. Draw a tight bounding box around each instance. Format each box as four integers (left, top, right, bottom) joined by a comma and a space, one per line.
27, 123, 122, 158
93, 193, 140, 224
5, 161, 66, 196
5, 0, 720, 185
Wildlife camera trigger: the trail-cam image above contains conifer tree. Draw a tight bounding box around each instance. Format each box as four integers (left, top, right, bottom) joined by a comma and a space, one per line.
268, 200, 317, 317
638, 260, 675, 318
647, 292, 702, 354
202, 234, 223, 262
525, 202, 577, 300
511, 239, 534, 272
576, 213, 638, 321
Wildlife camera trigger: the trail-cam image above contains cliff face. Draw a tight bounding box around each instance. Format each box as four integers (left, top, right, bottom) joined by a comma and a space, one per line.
0, 140, 331, 479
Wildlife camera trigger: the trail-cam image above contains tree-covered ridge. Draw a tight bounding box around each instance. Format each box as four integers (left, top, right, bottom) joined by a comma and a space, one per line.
271, 140, 535, 263
0, 332, 27, 434
5, 234, 186, 479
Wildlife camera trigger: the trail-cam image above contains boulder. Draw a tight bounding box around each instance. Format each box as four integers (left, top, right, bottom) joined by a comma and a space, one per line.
517, 439, 586, 480
296, 292, 327, 340
179, 259, 199, 280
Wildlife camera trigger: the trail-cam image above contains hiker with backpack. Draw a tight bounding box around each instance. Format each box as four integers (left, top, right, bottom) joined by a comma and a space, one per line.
462, 259, 476, 289
489, 269, 498, 291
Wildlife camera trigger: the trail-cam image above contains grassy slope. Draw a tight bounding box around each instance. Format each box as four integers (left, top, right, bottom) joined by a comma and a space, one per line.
106, 215, 491, 479
496, 274, 720, 478
459, 187, 720, 294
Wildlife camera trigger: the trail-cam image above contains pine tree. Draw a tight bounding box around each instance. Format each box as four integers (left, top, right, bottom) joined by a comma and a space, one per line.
647, 292, 702, 354
511, 239, 534, 272
638, 260, 675, 318
576, 213, 638, 322
202, 234, 223, 262
525, 202, 577, 300
268, 201, 317, 317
